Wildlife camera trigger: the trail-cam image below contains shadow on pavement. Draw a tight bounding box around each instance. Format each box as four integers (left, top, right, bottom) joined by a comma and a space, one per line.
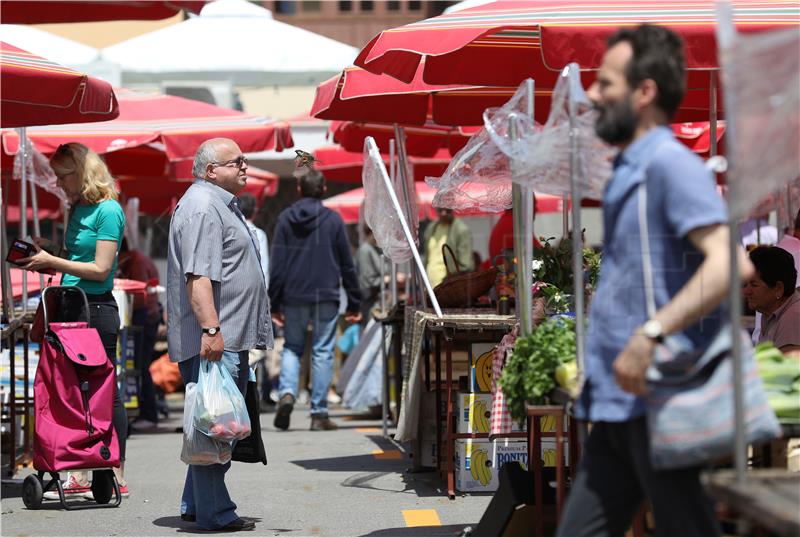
291, 453, 403, 472
357, 524, 471, 536
154, 516, 280, 534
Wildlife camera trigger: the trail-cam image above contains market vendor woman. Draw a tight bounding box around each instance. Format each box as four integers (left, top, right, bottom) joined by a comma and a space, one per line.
19, 142, 129, 499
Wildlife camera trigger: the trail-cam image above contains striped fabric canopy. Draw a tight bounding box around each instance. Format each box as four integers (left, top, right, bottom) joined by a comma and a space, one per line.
0, 42, 119, 128
355, 1, 800, 87
0, 1, 204, 24
1, 88, 293, 164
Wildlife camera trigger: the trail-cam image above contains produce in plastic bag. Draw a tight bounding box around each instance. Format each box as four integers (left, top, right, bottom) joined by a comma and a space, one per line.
716, 3, 800, 221
180, 382, 233, 465
193, 360, 251, 441
363, 138, 420, 263
483, 64, 614, 199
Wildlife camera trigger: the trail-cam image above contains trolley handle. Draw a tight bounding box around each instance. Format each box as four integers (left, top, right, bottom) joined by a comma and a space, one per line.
41, 286, 91, 330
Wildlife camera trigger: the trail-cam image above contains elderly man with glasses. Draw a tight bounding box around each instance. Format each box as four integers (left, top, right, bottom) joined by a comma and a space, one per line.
167, 137, 271, 532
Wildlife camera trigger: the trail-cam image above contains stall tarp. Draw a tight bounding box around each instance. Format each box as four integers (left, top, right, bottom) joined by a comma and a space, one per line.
314, 145, 450, 184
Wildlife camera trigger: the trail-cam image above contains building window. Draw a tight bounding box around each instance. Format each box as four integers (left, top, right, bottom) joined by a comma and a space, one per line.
408, 0, 421, 10
360, 1, 373, 11
274, 1, 296, 14
387, 0, 400, 10
301, 0, 321, 11
339, 0, 352, 11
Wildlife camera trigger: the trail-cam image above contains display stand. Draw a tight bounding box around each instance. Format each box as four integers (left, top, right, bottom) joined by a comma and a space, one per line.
1, 317, 34, 478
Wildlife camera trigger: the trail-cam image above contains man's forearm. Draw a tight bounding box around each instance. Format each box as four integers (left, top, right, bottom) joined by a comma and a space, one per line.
186, 275, 219, 328
652, 226, 753, 336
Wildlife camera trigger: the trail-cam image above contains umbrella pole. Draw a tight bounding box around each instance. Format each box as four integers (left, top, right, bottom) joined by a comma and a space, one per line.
566, 66, 586, 392
0, 177, 11, 321
562, 194, 569, 238
512, 79, 535, 334
389, 140, 398, 307
394, 125, 427, 310
714, 6, 747, 485
28, 151, 44, 293
367, 137, 442, 317
19, 128, 29, 315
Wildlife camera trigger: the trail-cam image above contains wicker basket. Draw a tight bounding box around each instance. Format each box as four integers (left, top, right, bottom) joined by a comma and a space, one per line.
433, 244, 498, 308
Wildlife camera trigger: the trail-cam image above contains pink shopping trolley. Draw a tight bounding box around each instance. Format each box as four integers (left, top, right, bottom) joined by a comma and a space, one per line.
22, 286, 122, 510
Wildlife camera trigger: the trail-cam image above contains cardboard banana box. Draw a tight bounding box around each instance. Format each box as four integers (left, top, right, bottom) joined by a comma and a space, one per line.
457, 392, 525, 434
455, 439, 529, 493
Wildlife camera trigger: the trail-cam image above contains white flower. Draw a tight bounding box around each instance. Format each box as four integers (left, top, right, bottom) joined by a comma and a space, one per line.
531, 259, 543, 273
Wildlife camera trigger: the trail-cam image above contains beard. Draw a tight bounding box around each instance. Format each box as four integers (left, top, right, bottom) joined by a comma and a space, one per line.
594, 96, 637, 146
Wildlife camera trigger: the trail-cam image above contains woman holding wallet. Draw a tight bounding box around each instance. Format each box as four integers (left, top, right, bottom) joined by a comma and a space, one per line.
19, 142, 129, 499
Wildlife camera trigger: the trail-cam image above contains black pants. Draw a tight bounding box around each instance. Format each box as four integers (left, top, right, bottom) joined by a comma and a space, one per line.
556, 418, 720, 537
62, 291, 128, 461
132, 309, 160, 423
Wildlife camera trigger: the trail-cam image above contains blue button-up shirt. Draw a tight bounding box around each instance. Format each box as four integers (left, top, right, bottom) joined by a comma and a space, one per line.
577, 126, 728, 422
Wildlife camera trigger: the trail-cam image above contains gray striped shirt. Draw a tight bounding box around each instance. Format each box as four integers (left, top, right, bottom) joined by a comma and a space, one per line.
167, 180, 273, 362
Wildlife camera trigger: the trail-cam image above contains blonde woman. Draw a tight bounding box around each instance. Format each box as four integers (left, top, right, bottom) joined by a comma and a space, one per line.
19, 142, 129, 499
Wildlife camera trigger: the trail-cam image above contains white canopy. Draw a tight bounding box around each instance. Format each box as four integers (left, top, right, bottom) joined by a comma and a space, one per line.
0, 24, 98, 66
101, 0, 358, 86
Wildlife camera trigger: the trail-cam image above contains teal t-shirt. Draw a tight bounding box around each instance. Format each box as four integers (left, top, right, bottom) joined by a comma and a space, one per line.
61, 199, 125, 294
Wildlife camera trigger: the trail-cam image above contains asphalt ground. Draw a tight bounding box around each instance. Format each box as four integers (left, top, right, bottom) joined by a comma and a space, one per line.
1, 400, 492, 537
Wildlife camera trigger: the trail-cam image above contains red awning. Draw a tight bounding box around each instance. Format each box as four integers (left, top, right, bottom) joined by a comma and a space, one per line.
330, 120, 478, 157
1, 88, 293, 168
0, 1, 204, 23
356, 1, 799, 86
314, 145, 451, 184
0, 42, 119, 128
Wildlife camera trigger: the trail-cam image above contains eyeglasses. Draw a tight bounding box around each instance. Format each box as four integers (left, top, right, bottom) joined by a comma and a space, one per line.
210, 155, 248, 169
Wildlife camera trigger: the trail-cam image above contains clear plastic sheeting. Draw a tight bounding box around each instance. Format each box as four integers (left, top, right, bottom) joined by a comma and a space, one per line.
425, 117, 514, 214
363, 138, 419, 262
12, 130, 67, 204
484, 65, 614, 199
717, 10, 800, 220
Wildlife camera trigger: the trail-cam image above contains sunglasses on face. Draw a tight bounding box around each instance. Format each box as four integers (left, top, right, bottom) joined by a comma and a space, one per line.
211, 155, 248, 169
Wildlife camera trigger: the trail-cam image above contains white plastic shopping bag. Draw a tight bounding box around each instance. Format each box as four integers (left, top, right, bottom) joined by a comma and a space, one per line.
193, 359, 251, 441
180, 382, 232, 465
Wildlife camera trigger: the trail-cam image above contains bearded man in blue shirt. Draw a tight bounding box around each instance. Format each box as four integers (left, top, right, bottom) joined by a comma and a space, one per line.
556, 25, 755, 537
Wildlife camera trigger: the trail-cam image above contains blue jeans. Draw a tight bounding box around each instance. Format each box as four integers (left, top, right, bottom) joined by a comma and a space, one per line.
178, 351, 248, 530
277, 302, 339, 416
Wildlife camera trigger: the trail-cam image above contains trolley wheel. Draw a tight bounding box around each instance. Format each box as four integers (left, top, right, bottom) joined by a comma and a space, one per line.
91, 470, 114, 504
22, 475, 43, 509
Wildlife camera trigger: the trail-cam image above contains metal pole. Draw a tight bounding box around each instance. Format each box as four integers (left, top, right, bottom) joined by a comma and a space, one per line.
562, 194, 570, 238
715, 1, 746, 485
368, 137, 442, 317
389, 139, 399, 307
19, 128, 29, 315
710, 72, 718, 158
511, 79, 535, 334
0, 177, 12, 321
28, 157, 45, 292
567, 66, 586, 390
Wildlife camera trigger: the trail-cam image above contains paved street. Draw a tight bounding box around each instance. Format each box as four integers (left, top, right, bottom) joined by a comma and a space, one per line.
1, 401, 491, 537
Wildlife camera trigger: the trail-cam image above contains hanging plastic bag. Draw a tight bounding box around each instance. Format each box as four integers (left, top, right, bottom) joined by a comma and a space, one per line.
180, 382, 233, 465
193, 360, 251, 441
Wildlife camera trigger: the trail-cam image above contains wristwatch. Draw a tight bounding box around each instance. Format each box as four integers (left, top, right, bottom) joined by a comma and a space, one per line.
641, 319, 664, 343
202, 326, 221, 336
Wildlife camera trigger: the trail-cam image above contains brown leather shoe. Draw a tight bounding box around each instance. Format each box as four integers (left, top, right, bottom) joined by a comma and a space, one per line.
310, 414, 339, 431
273, 394, 294, 431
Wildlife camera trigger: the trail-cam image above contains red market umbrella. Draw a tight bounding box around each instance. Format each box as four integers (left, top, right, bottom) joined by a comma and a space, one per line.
355, 1, 800, 87
1, 88, 293, 175
314, 145, 452, 184
672, 121, 726, 155
0, 1, 205, 23
116, 167, 278, 215
0, 42, 119, 128
330, 120, 478, 157
324, 182, 575, 224
312, 64, 522, 126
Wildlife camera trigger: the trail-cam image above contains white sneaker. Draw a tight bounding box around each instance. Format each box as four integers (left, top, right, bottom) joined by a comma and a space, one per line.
131, 419, 158, 431
42, 474, 90, 501
269, 389, 279, 404
327, 392, 342, 404
83, 483, 129, 500
297, 390, 310, 405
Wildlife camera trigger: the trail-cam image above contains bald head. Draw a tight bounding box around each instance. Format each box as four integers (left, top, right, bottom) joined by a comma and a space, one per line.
193, 138, 239, 180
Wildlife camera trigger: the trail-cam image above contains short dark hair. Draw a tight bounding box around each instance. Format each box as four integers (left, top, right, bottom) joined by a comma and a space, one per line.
607, 24, 686, 119
239, 193, 257, 219
749, 246, 797, 298
299, 170, 325, 199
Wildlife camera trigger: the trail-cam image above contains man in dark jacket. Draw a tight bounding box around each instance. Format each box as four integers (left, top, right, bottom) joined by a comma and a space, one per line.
270, 170, 361, 431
